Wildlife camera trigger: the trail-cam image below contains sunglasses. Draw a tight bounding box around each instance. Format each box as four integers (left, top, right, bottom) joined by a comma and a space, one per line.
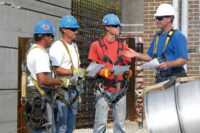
67, 28, 78, 32
108, 25, 120, 28
156, 16, 170, 21
46, 34, 55, 38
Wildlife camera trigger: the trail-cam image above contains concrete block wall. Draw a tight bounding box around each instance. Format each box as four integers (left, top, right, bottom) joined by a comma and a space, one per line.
143, 0, 200, 87
0, 0, 71, 132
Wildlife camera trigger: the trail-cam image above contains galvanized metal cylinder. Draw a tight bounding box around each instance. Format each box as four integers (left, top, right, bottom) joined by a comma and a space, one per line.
177, 80, 200, 133
144, 80, 200, 133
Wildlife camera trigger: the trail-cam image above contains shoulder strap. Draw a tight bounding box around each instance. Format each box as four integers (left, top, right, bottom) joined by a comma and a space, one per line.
26, 45, 47, 95
117, 40, 124, 54
60, 40, 80, 69
98, 39, 107, 50
153, 28, 177, 59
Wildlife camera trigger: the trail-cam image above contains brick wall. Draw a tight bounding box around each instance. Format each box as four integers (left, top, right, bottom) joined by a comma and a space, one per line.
187, 0, 200, 76
143, 0, 200, 87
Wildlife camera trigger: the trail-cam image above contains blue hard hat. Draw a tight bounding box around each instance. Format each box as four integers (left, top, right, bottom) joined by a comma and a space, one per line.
59, 15, 80, 28
34, 20, 56, 34
102, 14, 120, 25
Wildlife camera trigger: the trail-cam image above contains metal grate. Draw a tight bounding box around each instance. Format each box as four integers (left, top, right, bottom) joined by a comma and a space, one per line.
71, 0, 121, 128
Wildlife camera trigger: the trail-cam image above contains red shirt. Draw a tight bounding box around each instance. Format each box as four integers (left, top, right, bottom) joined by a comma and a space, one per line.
88, 37, 131, 92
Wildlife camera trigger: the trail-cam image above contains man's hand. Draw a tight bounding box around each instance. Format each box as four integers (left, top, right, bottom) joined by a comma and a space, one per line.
99, 68, 114, 78
73, 68, 89, 77
60, 78, 75, 88
123, 70, 132, 79
158, 62, 168, 70
120, 47, 138, 58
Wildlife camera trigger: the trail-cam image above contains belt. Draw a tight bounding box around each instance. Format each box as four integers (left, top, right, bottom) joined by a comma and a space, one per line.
63, 85, 77, 91
158, 67, 185, 77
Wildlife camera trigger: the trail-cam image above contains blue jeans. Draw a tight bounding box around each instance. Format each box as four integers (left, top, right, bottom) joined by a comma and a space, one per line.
93, 90, 126, 133
33, 102, 56, 133
55, 89, 78, 133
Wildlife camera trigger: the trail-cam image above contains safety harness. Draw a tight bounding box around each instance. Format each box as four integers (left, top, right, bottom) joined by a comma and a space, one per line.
23, 45, 54, 130
55, 40, 83, 107
153, 28, 177, 62
152, 28, 187, 81
97, 39, 129, 105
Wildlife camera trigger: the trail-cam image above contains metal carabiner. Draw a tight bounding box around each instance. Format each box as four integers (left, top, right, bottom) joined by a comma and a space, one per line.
98, 83, 104, 93
21, 98, 27, 105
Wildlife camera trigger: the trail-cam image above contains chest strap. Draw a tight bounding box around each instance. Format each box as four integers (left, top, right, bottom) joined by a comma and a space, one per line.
153, 28, 177, 61
60, 40, 80, 69
98, 39, 124, 65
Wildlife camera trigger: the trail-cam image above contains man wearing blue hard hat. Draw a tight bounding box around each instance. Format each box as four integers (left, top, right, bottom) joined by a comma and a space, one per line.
24, 20, 70, 133
49, 15, 88, 133
88, 13, 132, 133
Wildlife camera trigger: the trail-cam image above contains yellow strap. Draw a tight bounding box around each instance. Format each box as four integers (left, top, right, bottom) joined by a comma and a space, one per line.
153, 28, 176, 58
60, 40, 80, 70
153, 35, 160, 56
26, 45, 47, 95
29, 74, 46, 95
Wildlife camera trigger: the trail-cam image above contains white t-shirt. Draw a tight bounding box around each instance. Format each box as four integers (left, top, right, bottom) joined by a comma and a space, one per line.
49, 40, 80, 78
27, 44, 51, 86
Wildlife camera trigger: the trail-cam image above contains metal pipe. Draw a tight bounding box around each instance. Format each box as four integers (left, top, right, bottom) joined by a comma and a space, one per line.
181, 0, 188, 72
172, 0, 179, 29
181, 0, 188, 38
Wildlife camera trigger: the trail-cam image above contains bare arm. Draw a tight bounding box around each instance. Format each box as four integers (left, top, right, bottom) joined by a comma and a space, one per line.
53, 66, 73, 76
121, 48, 152, 61
37, 72, 62, 86
158, 58, 188, 70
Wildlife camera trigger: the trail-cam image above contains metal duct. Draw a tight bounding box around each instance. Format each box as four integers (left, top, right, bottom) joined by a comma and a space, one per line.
144, 80, 200, 133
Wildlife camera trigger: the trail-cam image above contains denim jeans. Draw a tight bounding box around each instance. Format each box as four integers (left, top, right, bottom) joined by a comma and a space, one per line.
55, 89, 78, 133
33, 102, 56, 133
93, 90, 126, 133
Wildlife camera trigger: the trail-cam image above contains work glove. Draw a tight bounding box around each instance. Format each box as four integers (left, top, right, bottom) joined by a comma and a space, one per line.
60, 78, 75, 88
73, 68, 89, 78
123, 70, 132, 79
99, 68, 114, 78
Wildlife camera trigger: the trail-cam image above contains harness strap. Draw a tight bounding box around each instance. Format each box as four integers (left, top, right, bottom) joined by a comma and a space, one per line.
98, 39, 124, 65
153, 28, 177, 61
26, 45, 48, 95
29, 74, 46, 95
97, 78, 129, 105
60, 40, 80, 69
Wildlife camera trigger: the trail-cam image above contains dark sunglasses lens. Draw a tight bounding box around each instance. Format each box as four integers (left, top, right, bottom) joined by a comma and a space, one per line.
46, 34, 54, 38
111, 25, 120, 28
156, 17, 164, 21
68, 28, 78, 32
50, 34, 54, 38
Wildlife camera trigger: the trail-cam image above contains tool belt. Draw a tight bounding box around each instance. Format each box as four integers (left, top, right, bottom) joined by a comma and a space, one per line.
23, 87, 54, 130
156, 67, 187, 77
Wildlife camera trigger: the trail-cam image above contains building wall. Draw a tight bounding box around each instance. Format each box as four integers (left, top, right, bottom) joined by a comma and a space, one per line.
143, 0, 200, 87
0, 0, 71, 132
121, 0, 144, 35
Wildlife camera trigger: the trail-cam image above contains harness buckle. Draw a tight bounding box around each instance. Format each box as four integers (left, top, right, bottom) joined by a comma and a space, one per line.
98, 82, 104, 93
